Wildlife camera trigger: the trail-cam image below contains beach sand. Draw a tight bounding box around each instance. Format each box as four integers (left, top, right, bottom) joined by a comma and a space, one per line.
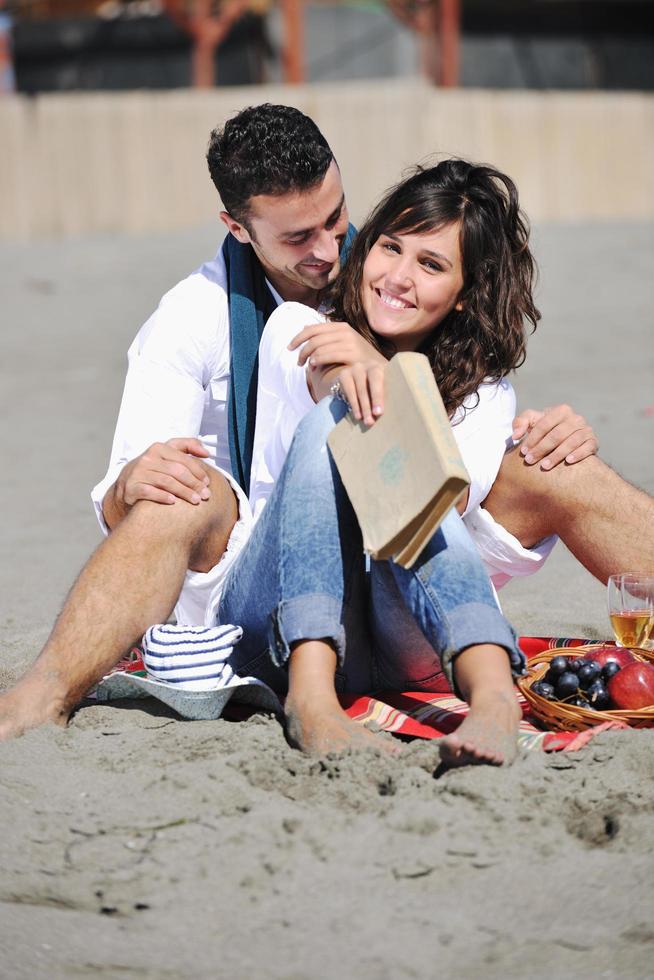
1, 223, 653, 979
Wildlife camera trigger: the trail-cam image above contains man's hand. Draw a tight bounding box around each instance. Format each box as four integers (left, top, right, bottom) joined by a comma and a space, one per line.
512, 405, 599, 470
102, 438, 211, 529
289, 321, 386, 370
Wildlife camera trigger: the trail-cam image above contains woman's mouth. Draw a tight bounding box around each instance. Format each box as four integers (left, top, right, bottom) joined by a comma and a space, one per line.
375, 288, 414, 311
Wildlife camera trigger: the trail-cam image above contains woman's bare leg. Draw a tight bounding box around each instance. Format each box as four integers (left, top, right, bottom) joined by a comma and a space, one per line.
438, 644, 521, 767
284, 640, 398, 756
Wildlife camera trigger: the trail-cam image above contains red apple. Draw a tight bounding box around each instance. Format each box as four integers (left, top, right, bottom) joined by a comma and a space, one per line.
607, 662, 654, 709
584, 645, 638, 669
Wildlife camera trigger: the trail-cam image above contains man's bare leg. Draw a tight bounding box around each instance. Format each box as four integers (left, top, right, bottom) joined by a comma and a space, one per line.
483, 449, 654, 583
0, 466, 238, 740
438, 644, 522, 767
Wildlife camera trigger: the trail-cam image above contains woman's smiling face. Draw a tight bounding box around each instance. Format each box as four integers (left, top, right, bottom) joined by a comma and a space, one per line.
361, 221, 464, 351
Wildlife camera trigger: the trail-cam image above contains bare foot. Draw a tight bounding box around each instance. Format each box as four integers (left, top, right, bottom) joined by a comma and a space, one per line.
438, 690, 521, 768
285, 698, 400, 757
0, 674, 69, 741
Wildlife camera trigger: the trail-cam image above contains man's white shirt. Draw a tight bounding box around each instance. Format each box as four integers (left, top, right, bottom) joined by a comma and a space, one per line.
90, 247, 282, 624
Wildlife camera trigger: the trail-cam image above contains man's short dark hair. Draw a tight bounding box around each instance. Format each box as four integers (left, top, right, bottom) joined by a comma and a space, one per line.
207, 103, 334, 229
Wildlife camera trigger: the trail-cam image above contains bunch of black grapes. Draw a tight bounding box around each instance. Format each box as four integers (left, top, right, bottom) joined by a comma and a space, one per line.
532, 655, 621, 710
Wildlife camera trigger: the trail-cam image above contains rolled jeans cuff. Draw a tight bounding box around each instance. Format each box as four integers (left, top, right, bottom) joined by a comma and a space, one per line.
439, 602, 526, 697
269, 595, 346, 669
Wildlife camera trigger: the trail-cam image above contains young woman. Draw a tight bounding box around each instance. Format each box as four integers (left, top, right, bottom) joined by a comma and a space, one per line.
214, 160, 550, 766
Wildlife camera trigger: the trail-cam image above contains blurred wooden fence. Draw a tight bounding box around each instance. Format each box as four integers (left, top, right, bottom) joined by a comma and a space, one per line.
1, 81, 652, 239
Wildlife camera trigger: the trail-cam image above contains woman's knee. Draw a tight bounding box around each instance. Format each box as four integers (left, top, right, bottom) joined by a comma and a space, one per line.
292, 397, 348, 453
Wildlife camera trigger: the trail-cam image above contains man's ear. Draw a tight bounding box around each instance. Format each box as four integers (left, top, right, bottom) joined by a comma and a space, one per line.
219, 210, 251, 245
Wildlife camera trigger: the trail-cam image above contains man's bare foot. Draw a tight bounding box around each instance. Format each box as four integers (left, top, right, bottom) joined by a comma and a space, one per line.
285, 697, 400, 757
0, 674, 69, 741
438, 690, 521, 768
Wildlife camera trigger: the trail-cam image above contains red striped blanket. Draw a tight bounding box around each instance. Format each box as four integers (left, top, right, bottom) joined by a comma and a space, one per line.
110, 635, 626, 752
340, 637, 627, 753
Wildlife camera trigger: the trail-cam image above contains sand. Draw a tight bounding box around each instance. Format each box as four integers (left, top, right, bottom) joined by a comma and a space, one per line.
1, 223, 653, 979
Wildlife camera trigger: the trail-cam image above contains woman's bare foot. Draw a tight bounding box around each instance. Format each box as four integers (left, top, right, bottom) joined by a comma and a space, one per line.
285, 638, 400, 757
438, 643, 522, 768
438, 689, 521, 767
285, 696, 399, 756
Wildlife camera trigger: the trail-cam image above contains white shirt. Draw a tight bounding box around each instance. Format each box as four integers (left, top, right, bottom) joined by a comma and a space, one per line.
249, 302, 516, 523
91, 247, 283, 532
90, 246, 283, 625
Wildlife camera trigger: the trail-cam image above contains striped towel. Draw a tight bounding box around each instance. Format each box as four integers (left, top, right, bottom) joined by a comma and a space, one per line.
142, 623, 243, 691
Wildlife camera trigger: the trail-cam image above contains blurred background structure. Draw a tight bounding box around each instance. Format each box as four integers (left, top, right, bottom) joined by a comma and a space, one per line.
1, 1, 653, 238
3, 0, 654, 91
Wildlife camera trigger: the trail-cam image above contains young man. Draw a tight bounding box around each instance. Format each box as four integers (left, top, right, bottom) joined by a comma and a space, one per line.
0, 104, 648, 749
0, 104, 360, 740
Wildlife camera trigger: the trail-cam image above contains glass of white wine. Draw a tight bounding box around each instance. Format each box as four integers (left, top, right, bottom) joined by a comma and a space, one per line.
607, 573, 654, 649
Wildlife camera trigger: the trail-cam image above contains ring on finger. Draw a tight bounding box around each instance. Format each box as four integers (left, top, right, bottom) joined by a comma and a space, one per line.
330, 381, 351, 409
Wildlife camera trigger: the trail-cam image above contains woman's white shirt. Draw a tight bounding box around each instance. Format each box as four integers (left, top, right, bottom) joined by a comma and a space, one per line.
248, 302, 516, 523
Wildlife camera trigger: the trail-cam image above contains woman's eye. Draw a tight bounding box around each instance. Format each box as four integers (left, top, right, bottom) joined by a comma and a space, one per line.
423, 260, 442, 272
382, 241, 400, 253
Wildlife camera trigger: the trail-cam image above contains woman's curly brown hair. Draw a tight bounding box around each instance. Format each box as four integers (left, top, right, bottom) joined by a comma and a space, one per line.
327, 159, 540, 417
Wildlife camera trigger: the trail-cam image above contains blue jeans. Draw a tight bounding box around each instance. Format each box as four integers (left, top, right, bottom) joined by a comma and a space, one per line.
219, 398, 524, 697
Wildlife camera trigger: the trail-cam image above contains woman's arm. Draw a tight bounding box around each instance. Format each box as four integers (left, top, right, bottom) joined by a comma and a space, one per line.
450, 381, 517, 517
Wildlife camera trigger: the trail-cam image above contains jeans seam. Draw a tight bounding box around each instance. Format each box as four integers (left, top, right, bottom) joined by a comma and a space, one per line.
238, 646, 276, 676
412, 562, 462, 692
276, 459, 292, 667
414, 564, 453, 656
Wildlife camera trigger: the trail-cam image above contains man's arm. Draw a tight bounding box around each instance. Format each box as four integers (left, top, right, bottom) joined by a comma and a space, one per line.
93, 270, 228, 533
101, 437, 211, 530
512, 405, 599, 469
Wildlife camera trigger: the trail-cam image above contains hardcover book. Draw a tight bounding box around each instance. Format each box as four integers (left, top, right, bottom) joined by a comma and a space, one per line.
327, 352, 470, 568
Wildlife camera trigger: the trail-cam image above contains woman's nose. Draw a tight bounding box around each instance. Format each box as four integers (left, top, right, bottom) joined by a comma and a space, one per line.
385, 258, 413, 289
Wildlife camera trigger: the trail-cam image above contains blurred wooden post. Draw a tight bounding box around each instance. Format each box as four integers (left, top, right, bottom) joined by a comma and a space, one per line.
388, 0, 460, 87
438, 0, 459, 87
162, 0, 249, 88
0, 5, 15, 93
191, 0, 215, 87
281, 0, 305, 84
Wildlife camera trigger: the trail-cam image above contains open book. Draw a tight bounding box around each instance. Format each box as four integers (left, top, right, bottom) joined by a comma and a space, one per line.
327, 352, 470, 568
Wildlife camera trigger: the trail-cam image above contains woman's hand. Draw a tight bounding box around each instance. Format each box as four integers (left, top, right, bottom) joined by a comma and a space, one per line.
289, 321, 386, 371
512, 404, 599, 470
336, 361, 387, 427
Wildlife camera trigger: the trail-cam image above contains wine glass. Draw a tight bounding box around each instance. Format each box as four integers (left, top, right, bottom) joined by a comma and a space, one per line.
607, 573, 654, 650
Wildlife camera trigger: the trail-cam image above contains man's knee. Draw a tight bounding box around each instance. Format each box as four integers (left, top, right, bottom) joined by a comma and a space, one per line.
125, 466, 238, 568
494, 445, 604, 505
187, 465, 239, 573
483, 447, 562, 548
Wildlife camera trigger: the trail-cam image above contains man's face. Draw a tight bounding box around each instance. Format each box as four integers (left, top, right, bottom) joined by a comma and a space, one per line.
221, 161, 349, 303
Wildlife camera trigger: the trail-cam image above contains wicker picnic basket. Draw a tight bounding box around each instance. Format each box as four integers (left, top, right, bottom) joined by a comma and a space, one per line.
517, 644, 654, 732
